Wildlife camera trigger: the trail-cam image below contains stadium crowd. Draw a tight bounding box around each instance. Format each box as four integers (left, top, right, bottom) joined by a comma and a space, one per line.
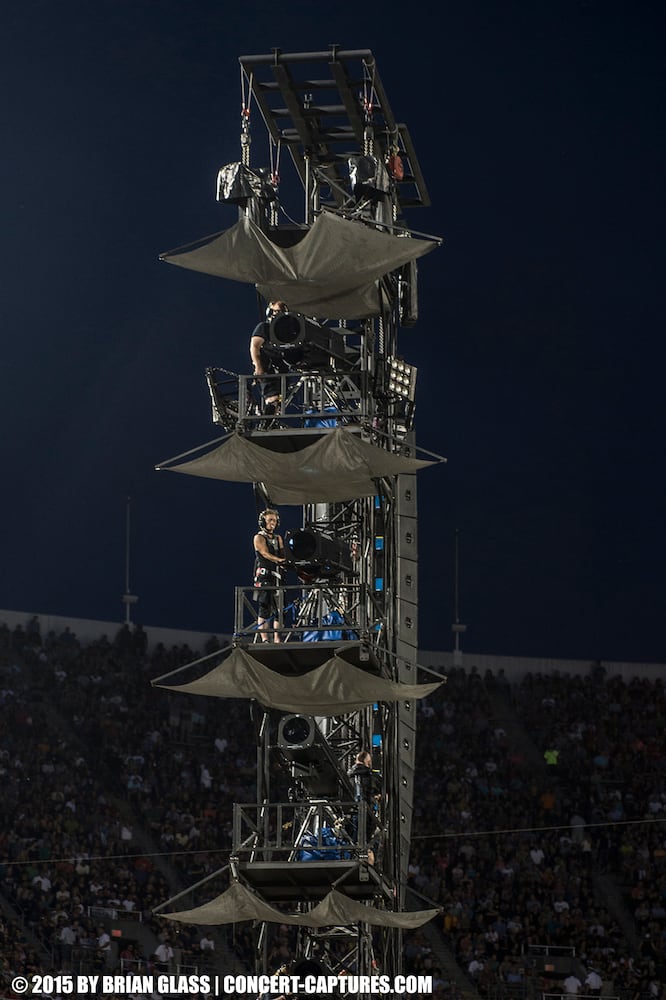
404, 667, 665, 999
0, 620, 250, 986
1, 618, 664, 1000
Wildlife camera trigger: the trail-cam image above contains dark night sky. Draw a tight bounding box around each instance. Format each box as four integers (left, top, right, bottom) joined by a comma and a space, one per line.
2, 0, 664, 662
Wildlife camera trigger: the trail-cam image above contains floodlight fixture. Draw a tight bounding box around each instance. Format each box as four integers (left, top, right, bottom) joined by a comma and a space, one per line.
386, 356, 417, 402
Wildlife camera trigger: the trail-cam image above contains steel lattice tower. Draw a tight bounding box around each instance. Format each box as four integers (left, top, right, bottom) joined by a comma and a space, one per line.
154, 48, 443, 1000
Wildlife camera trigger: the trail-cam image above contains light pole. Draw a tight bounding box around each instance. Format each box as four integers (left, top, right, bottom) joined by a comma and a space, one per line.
121, 495, 138, 624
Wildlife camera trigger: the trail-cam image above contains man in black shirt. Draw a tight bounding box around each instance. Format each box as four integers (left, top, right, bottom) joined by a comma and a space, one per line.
250, 300, 288, 414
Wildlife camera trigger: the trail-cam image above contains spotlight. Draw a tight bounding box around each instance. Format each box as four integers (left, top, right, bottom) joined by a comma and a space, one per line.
286, 528, 352, 578
278, 714, 315, 750
293, 959, 327, 978
264, 313, 356, 370
277, 715, 352, 799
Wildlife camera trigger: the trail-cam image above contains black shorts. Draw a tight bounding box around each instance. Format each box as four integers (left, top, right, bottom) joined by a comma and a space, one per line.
261, 376, 280, 400
255, 588, 280, 621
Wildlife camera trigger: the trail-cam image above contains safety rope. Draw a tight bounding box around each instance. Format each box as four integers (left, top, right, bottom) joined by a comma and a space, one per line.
240, 68, 253, 166
2, 815, 663, 869
362, 60, 376, 156
269, 135, 281, 183
266, 135, 280, 225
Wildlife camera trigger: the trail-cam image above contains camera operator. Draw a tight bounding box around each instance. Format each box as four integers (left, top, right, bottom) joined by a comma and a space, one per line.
250, 301, 288, 415
254, 508, 287, 642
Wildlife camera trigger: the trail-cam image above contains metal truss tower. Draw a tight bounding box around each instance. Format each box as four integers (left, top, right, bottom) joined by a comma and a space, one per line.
154, 48, 444, 999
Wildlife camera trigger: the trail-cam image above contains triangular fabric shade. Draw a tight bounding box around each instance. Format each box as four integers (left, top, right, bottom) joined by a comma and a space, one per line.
162, 883, 439, 929
153, 646, 442, 715
157, 427, 434, 504
163, 882, 287, 927
160, 212, 439, 320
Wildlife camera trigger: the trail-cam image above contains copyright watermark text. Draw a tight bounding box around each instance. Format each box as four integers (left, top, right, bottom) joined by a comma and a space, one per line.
11, 972, 432, 996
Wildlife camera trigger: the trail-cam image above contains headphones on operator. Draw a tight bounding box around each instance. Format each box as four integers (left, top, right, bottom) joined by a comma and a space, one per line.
258, 508, 280, 530
265, 301, 288, 319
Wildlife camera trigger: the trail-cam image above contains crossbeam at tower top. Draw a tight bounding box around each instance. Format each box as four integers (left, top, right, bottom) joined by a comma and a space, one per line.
239, 47, 431, 211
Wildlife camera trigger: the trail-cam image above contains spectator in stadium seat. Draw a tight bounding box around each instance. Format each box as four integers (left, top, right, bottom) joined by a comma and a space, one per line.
585, 968, 603, 995
563, 973, 582, 995
153, 939, 174, 969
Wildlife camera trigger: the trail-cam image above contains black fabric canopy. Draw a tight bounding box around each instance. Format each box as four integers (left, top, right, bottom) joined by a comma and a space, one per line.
157, 427, 434, 504
154, 646, 442, 714
163, 882, 439, 928
160, 211, 439, 319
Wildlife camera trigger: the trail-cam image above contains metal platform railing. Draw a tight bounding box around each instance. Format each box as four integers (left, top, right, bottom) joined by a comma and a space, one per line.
234, 581, 385, 645
206, 369, 369, 433
232, 800, 376, 862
